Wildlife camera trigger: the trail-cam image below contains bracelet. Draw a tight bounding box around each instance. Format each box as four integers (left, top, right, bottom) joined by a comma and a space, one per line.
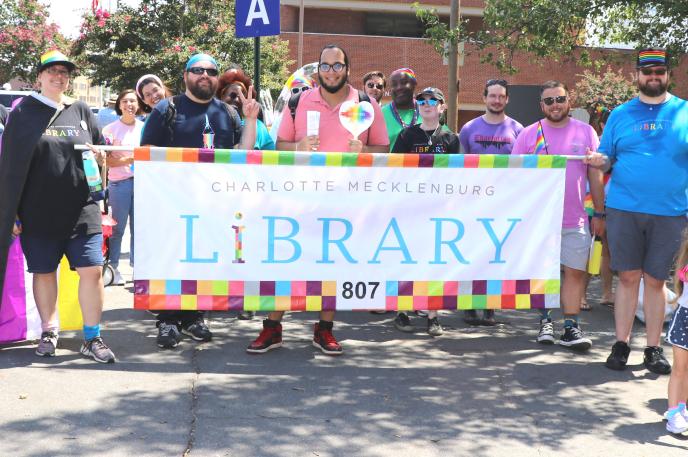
593, 212, 606, 218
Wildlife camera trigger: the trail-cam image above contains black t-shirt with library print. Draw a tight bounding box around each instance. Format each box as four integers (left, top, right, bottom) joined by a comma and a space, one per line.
392, 124, 460, 154
18, 97, 103, 239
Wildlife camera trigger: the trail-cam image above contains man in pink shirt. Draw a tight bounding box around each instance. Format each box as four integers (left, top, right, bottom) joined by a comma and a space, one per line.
247, 44, 389, 356
512, 80, 605, 351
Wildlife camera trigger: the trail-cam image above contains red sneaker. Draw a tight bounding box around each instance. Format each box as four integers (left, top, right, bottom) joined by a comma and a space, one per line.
312, 323, 343, 356
246, 321, 283, 354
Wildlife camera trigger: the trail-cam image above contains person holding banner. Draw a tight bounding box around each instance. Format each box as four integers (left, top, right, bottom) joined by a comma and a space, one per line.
140, 53, 258, 349
0, 50, 115, 363
248, 44, 389, 356
598, 49, 688, 374
512, 80, 605, 351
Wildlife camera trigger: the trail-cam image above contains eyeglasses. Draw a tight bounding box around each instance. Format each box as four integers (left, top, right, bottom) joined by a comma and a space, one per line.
291, 86, 310, 95
417, 98, 440, 106
640, 67, 667, 76
541, 96, 568, 106
366, 82, 384, 90
44, 67, 70, 77
319, 62, 345, 73
188, 67, 219, 77
226, 92, 240, 100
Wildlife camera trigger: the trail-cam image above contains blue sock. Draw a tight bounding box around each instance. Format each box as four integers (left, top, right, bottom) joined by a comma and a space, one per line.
564, 316, 578, 328
539, 309, 552, 321
667, 405, 683, 419
83, 324, 100, 341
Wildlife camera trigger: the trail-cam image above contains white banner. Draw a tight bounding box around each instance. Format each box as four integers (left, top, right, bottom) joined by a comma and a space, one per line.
134, 152, 565, 310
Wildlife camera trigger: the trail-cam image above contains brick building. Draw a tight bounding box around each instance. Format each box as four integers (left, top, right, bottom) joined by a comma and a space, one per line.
279, 0, 687, 129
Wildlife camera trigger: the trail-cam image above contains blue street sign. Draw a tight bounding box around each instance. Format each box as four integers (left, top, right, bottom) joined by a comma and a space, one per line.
235, 0, 280, 38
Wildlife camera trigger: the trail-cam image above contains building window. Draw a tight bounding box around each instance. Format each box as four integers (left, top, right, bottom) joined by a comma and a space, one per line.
364, 12, 435, 38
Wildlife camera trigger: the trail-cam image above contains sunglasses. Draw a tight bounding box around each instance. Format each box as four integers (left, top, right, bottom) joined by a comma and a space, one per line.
366, 82, 384, 90
291, 86, 310, 95
640, 67, 667, 76
486, 78, 507, 87
417, 98, 440, 106
188, 67, 219, 77
44, 67, 70, 77
319, 62, 345, 73
541, 96, 567, 106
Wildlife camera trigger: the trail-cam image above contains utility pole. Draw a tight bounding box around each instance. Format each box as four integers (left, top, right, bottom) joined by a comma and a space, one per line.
298, 0, 305, 68
447, 0, 460, 131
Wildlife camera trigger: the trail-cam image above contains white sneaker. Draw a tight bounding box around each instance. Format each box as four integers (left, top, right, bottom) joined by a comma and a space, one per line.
666, 410, 688, 434
663, 405, 688, 421
112, 268, 125, 286
537, 319, 555, 344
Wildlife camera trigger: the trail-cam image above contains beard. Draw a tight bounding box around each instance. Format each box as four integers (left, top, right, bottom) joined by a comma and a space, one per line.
544, 105, 570, 123
487, 106, 504, 115
318, 73, 348, 94
639, 79, 667, 97
188, 78, 217, 101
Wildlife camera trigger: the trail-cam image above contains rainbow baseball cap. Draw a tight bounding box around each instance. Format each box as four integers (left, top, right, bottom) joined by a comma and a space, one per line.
39, 50, 76, 72
637, 48, 668, 68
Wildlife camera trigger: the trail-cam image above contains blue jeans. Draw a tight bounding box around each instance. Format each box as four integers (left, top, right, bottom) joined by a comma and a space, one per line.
108, 178, 134, 268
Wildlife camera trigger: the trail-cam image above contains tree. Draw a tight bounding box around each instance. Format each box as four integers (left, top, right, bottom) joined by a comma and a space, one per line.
71, 0, 292, 94
0, 0, 70, 84
572, 68, 637, 120
415, 1, 688, 74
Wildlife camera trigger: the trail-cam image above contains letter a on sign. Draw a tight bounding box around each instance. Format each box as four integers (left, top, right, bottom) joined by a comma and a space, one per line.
236, 0, 280, 37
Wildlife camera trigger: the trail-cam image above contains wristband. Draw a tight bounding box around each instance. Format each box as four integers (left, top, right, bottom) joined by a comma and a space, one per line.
593, 212, 606, 218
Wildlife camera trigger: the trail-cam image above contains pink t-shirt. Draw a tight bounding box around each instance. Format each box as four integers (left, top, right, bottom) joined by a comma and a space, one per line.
278, 84, 389, 152
512, 118, 599, 229
102, 118, 144, 182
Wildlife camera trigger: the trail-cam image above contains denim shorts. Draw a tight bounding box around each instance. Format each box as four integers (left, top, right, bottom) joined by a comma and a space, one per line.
20, 233, 104, 273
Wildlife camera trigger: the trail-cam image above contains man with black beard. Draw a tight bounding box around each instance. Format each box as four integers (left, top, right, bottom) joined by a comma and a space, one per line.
382, 68, 420, 151
596, 49, 688, 375
141, 53, 258, 349
248, 45, 388, 357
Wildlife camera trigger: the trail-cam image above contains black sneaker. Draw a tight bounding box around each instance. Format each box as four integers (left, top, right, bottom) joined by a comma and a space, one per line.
558, 325, 592, 351
237, 310, 255, 320
644, 346, 671, 375
605, 341, 631, 370
427, 317, 443, 336
80, 337, 116, 363
157, 321, 182, 349
182, 317, 213, 342
481, 309, 497, 326
394, 312, 414, 332
463, 310, 481, 326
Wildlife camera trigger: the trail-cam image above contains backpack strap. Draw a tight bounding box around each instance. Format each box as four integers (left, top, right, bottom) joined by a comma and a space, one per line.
288, 89, 371, 121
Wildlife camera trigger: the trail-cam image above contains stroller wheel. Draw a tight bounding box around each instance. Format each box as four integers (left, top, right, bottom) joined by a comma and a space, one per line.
103, 264, 115, 287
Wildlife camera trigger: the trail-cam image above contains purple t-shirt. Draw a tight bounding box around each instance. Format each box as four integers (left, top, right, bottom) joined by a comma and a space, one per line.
458, 116, 523, 154
512, 118, 599, 229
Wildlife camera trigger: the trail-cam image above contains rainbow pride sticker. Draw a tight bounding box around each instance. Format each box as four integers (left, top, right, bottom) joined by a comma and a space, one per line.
339, 101, 374, 139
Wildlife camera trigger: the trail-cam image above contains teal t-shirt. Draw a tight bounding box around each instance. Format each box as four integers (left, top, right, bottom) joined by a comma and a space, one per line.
243, 118, 275, 150
599, 95, 688, 216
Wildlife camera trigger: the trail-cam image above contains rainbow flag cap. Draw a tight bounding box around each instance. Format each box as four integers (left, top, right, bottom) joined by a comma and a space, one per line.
637, 48, 667, 68
39, 50, 76, 72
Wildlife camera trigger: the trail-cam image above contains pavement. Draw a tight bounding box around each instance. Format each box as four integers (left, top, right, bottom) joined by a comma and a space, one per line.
2, 231, 688, 457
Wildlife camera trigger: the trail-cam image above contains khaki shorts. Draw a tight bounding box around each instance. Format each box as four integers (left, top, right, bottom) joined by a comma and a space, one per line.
561, 226, 590, 271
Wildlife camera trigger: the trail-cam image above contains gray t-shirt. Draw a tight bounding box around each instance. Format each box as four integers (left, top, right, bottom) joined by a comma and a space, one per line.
458, 115, 523, 154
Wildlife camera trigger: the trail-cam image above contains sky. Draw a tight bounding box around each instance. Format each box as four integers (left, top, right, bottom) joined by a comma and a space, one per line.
43, 0, 140, 38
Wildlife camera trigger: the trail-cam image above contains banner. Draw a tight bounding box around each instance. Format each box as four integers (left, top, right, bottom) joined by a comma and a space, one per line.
0, 238, 83, 343
134, 148, 566, 311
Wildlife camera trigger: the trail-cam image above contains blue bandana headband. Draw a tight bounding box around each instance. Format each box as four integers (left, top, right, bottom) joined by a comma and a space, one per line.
186, 53, 219, 71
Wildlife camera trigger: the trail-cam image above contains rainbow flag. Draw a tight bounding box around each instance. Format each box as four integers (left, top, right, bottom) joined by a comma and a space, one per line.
0, 238, 83, 343
534, 122, 546, 154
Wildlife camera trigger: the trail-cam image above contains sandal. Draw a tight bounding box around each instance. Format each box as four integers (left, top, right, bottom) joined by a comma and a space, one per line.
580, 300, 592, 311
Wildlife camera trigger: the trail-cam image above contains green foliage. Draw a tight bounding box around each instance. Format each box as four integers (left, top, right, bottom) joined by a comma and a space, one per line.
572, 68, 636, 118
416, 0, 687, 74
0, 0, 70, 84
71, 0, 292, 93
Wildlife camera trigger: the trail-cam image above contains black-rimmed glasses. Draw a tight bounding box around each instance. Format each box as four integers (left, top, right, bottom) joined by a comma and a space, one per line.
188, 67, 219, 77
